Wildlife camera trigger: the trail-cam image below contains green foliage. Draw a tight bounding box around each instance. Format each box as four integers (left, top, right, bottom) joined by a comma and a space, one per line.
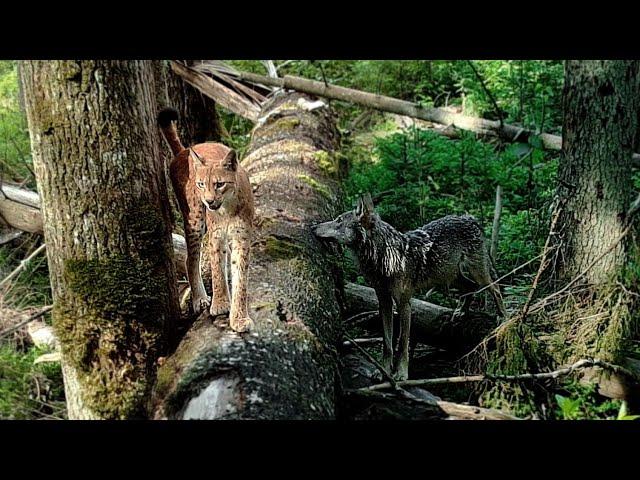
616, 401, 640, 420
344, 127, 557, 280
0, 344, 65, 419
0, 61, 33, 188
553, 381, 622, 420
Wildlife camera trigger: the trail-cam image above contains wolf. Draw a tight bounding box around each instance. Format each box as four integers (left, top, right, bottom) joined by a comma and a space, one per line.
312, 193, 506, 380
158, 108, 255, 333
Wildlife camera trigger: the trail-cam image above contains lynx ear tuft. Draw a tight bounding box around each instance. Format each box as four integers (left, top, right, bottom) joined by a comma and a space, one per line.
222, 150, 237, 172
190, 148, 205, 167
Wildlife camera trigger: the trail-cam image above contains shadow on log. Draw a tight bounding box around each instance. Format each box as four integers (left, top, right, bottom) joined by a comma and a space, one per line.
151, 92, 345, 419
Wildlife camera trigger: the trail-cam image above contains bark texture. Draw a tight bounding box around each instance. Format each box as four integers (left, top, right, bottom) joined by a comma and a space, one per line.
152, 92, 344, 419
556, 61, 640, 284
20, 60, 180, 419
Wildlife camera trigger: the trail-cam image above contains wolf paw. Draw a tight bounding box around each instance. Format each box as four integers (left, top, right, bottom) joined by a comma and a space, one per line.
209, 302, 231, 318
392, 368, 409, 381
230, 316, 254, 333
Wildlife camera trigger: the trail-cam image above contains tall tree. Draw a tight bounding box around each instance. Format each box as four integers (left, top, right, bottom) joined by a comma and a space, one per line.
556, 61, 640, 285
20, 60, 179, 419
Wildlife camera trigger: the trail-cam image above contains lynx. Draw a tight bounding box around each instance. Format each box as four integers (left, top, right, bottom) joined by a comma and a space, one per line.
158, 108, 255, 333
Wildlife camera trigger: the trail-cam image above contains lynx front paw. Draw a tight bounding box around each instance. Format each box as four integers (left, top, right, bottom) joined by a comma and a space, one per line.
192, 295, 211, 315
230, 316, 254, 333
209, 302, 231, 318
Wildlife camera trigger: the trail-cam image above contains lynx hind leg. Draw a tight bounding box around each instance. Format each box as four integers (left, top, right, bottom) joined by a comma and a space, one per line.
208, 227, 231, 318
228, 223, 254, 333
185, 212, 210, 315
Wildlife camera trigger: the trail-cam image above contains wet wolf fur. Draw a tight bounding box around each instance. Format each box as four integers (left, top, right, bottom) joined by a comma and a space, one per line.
312, 194, 506, 380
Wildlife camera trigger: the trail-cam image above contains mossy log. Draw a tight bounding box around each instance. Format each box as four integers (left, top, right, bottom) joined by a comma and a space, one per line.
344, 282, 498, 352
152, 92, 345, 419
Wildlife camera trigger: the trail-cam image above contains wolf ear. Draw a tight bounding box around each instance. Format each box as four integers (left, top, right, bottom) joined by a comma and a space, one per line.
356, 193, 375, 228
222, 150, 237, 172
190, 148, 205, 167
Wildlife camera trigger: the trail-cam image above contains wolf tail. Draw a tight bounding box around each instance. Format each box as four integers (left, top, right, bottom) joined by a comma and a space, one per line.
157, 107, 185, 155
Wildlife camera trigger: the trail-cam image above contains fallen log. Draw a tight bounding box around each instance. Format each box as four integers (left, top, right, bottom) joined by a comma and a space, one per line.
151, 92, 345, 419
0, 182, 190, 277
190, 64, 640, 167
344, 282, 497, 352
0, 183, 42, 233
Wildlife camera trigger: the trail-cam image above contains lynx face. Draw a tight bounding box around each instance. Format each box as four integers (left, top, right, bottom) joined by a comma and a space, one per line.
192, 149, 238, 212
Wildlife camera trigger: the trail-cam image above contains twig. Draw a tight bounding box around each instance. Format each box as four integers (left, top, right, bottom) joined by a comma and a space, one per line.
0, 243, 46, 289
520, 205, 563, 318
345, 310, 379, 324
343, 331, 398, 390
460, 251, 545, 298
341, 337, 382, 348
353, 358, 640, 393
0, 305, 53, 339
490, 185, 502, 261
466, 60, 504, 128
275, 60, 295, 73
530, 223, 633, 314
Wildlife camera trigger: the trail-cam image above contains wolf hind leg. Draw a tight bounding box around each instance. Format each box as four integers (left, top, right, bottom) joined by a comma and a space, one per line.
374, 286, 394, 375
392, 296, 412, 381
467, 253, 507, 318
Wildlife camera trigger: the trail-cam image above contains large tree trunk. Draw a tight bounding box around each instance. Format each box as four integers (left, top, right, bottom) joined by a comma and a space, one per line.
556, 61, 640, 284
20, 60, 180, 419
552, 61, 640, 397
151, 92, 344, 419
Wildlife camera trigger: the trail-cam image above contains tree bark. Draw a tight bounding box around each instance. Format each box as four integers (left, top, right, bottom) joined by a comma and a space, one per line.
151, 92, 344, 419
20, 60, 180, 419
556, 61, 640, 284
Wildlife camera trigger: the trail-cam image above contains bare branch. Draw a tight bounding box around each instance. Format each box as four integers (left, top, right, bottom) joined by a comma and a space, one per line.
353, 358, 640, 393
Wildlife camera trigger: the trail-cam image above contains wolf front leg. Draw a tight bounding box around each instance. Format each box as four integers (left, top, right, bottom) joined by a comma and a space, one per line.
374, 286, 394, 375
392, 297, 412, 381
208, 226, 231, 317
228, 223, 254, 333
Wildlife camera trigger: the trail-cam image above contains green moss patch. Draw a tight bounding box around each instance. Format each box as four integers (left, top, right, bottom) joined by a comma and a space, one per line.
297, 174, 332, 199
54, 255, 171, 419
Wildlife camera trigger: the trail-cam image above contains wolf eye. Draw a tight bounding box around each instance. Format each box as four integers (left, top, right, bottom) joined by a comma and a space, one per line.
196, 181, 205, 189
